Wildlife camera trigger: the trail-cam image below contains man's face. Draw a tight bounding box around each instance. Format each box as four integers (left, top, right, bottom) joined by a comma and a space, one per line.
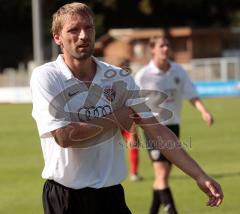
151, 38, 170, 61
54, 14, 95, 60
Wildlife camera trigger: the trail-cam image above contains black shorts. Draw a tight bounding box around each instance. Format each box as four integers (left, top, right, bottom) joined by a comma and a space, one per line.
42, 180, 132, 214
147, 124, 180, 163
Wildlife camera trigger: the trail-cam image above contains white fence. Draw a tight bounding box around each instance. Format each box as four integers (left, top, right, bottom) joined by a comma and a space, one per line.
1, 57, 240, 88
188, 57, 240, 81
0, 87, 31, 103
0, 57, 240, 103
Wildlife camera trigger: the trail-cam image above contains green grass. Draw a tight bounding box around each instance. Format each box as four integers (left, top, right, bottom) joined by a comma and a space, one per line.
123, 97, 240, 214
0, 98, 240, 213
0, 104, 43, 214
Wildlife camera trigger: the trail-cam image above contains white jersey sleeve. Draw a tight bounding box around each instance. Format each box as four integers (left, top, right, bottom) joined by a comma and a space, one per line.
30, 65, 70, 138
134, 67, 145, 88
123, 71, 154, 119
124, 72, 141, 106
181, 68, 198, 100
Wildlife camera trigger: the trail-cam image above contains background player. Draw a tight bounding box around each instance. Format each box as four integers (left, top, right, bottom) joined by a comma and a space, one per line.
135, 36, 214, 214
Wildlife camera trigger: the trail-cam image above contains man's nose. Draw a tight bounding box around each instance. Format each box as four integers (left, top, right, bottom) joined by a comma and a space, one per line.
163, 45, 169, 50
78, 29, 87, 40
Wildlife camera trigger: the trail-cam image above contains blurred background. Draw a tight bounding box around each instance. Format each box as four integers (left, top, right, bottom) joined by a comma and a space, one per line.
1, 0, 240, 96
0, 0, 240, 213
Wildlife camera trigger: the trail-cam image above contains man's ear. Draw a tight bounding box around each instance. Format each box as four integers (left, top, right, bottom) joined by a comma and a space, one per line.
53, 34, 61, 46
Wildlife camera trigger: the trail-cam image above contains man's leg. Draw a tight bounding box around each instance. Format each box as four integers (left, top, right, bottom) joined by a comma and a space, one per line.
129, 147, 140, 179
148, 148, 178, 214
148, 125, 179, 214
122, 129, 142, 181
151, 161, 177, 214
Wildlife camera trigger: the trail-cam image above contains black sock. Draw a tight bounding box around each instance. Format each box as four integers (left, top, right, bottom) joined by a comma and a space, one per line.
149, 190, 161, 214
159, 188, 178, 214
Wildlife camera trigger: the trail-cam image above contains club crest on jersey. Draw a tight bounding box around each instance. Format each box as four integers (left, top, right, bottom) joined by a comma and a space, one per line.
174, 77, 180, 84
103, 87, 116, 102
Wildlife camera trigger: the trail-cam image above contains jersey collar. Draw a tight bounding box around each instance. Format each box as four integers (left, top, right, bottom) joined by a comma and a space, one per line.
56, 54, 106, 84
149, 60, 172, 74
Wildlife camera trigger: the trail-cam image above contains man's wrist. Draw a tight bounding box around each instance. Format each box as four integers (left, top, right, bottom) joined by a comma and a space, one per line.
128, 107, 141, 122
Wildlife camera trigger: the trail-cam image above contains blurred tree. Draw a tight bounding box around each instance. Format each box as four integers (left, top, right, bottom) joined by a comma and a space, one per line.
1, 0, 240, 70
139, 0, 153, 15
0, 0, 32, 71
231, 11, 240, 26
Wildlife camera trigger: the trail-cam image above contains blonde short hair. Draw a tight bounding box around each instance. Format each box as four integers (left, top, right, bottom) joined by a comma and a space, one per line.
51, 2, 94, 35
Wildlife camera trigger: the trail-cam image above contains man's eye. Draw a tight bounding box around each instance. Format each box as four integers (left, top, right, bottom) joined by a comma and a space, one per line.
160, 44, 169, 48
68, 28, 78, 33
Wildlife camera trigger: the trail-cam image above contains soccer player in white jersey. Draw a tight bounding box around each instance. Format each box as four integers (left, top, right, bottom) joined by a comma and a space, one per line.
30, 3, 223, 214
135, 36, 214, 214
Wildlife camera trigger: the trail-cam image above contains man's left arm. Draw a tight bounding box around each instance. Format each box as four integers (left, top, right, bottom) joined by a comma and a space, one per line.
180, 67, 214, 127
190, 97, 214, 127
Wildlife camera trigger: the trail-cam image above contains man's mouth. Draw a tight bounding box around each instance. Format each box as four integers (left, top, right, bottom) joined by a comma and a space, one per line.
78, 43, 89, 48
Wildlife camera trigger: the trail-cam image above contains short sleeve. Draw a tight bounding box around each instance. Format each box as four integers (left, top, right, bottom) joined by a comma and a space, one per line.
30, 67, 70, 138
124, 73, 141, 107
124, 73, 154, 119
181, 69, 198, 99
134, 71, 141, 88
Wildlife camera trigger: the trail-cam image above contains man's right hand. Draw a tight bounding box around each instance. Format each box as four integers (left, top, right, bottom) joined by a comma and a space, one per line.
196, 173, 224, 207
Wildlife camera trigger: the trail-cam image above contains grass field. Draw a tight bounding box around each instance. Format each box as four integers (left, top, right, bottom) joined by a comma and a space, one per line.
0, 97, 239, 213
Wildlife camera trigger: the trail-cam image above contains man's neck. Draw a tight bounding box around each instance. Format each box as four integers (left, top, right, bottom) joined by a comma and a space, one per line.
63, 55, 96, 82
153, 59, 170, 72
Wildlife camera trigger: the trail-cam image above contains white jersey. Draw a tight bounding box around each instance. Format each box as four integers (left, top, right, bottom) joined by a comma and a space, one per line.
135, 61, 198, 125
30, 55, 139, 189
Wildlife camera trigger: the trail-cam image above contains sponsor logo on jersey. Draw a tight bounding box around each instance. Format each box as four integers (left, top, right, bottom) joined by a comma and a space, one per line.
68, 90, 80, 97
103, 87, 116, 102
77, 105, 112, 121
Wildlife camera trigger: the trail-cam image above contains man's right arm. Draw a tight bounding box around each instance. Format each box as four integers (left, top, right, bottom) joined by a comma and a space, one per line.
51, 107, 135, 148
135, 116, 223, 207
